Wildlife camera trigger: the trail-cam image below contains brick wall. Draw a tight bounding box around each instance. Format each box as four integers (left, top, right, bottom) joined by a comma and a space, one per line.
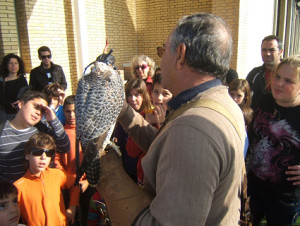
135, 0, 239, 69
83, 0, 137, 70
212, 0, 240, 69
13, 0, 76, 95
136, 0, 213, 67
0, 0, 19, 62
0, 0, 240, 95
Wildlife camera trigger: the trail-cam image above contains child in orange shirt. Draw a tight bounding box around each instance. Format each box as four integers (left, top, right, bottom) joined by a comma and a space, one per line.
14, 132, 79, 226
54, 95, 93, 226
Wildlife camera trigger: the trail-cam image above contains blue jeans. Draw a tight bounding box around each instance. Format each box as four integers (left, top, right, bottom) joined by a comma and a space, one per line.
248, 171, 300, 225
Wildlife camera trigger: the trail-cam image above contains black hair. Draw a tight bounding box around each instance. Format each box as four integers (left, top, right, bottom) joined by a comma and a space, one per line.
0, 53, 26, 78
262, 35, 283, 50
63, 95, 75, 109
20, 90, 50, 105
152, 73, 162, 88
0, 180, 18, 199
38, 46, 51, 56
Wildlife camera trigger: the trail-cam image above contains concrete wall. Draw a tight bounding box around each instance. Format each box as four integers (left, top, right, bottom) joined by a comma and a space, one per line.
237, 0, 275, 78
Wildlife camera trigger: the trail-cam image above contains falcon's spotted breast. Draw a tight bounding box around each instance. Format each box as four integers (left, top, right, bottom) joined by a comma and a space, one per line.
75, 61, 124, 186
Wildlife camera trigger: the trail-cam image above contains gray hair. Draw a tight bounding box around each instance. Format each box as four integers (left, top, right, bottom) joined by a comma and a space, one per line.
170, 12, 232, 79
131, 55, 155, 78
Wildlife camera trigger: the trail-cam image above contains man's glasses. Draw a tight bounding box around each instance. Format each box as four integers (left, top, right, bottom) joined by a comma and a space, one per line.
40, 55, 52, 59
30, 148, 55, 157
135, 64, 148, 70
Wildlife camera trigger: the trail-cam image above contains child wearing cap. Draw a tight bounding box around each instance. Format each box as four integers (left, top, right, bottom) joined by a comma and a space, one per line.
14, 132, 79, 226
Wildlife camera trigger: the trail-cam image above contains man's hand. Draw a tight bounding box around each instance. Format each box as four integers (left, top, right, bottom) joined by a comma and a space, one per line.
145, 113, 156, 125
153, 104, 167, 129
97, 147, 152, 225
286, 165, 300, 185
99, 146, 123, 177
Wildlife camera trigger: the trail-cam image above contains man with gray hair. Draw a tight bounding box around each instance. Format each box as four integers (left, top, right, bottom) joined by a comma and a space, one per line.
98, 12, 245, 225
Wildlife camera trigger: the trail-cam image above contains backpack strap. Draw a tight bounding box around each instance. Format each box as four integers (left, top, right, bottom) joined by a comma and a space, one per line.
164, 98, 242, 141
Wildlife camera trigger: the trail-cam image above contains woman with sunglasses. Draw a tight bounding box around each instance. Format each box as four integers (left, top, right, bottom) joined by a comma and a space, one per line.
0, 54, 29, 120
131, 55, 155, 95
14, 132, 79, 226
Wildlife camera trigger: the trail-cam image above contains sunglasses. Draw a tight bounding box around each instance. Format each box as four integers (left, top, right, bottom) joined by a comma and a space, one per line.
30, 148, 55, 157
40, 55, 52, 59
135, 64, 148, 70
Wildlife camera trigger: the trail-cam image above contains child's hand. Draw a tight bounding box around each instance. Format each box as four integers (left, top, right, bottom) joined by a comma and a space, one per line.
41, 104, 56, 121
145, 112, 156, 125
57, 89, 65, 105
154, 104, 167, 129
286, 165, 300, 185
79, 179, 89, 193
66, 206, 76, 224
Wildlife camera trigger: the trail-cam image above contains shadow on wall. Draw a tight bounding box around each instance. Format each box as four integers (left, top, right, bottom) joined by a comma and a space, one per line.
0, 22, 5, 62
64, 0, 78, 94
14, 0, 36, 73
14, 0, 78, 94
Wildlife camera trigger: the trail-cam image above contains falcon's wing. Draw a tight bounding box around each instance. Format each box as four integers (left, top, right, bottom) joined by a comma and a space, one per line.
75, 62, 125, 151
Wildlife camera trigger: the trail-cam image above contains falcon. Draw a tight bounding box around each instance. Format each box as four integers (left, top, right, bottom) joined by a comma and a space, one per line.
75, 51, 124, 186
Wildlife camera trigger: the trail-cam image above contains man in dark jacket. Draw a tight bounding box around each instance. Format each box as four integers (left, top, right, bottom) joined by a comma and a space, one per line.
30, 46, 67, 91
246, 35, 283, 110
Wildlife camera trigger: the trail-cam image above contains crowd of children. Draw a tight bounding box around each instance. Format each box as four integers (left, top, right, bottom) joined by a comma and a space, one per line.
1, 49, 300, 226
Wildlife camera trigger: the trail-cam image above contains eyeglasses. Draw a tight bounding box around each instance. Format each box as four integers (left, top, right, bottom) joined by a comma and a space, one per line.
40, 55, 52, 59
163, 43, 176, 48
135, 64, 148, 70
30, 148, 55, 157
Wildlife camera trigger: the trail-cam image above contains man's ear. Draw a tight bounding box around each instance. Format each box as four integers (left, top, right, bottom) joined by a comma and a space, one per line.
279, 49, 284, 56
25, 154, 30, 160
176, 43, 186, 70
